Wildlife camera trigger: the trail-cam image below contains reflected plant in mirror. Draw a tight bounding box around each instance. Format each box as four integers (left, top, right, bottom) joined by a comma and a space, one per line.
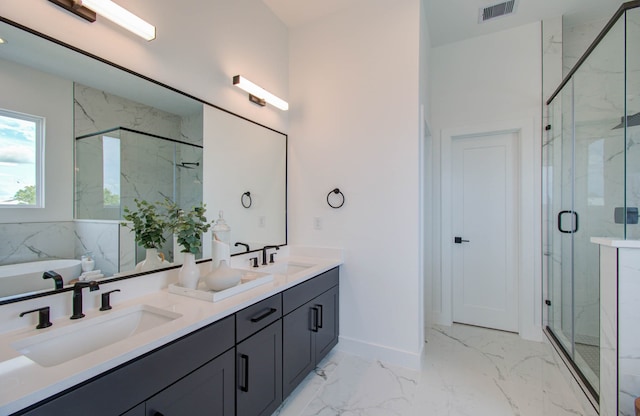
122, 199, 168, 249
122, 199, 171, 273
166, 201, 211, 255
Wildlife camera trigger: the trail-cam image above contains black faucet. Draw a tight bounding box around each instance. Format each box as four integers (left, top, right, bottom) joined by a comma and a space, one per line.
235, 242, 250, 252
43, 271, 63, 290
71, 281, 99, 320
262, 245, 280, 266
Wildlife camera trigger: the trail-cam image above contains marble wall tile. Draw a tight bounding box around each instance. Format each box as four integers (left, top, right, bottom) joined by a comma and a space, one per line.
618, 248, 640, 416
600, 245, 618, 416
74, 84, 181, 139
73, 220, 120, 277
0, 222, 75, 266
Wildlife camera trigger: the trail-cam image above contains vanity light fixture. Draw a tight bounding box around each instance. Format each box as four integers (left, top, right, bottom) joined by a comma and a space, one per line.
49, 0, 156, 41
233, 75, 289, 111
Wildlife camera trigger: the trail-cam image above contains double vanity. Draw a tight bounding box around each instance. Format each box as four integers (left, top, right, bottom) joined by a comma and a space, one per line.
0, 249, 342, 416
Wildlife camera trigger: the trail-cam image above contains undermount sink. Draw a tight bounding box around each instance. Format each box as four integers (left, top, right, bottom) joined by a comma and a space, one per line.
12, 305, 182, 367
266, 262, 315, 276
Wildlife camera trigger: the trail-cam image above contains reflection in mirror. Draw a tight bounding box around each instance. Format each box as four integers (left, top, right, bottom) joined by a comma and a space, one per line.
0, 18, 287, 305
204, 109, 287, 255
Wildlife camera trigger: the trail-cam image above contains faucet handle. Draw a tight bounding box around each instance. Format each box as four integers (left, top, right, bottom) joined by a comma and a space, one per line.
269, 252, 278, 263
20, 306, 53, 329
100, 289, 121, 311
249, 257, 259, 268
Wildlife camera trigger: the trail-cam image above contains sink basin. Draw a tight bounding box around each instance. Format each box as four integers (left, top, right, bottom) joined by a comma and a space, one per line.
266, 262, 315, 276
12, 305, 182, 367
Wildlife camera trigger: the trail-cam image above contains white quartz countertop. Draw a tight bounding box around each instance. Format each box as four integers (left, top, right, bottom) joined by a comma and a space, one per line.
590, 237, 640, 248
0, 253, 342, 414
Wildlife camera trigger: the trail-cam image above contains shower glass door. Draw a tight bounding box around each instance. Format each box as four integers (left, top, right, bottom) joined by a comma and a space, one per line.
547, 79, 576, 363
545, 16, 627, 399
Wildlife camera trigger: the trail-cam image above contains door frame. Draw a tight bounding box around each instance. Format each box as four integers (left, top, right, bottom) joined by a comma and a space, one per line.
439, 118, 542, 341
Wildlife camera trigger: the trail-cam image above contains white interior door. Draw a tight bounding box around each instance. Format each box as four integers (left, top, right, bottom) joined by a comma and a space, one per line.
451, 132, 518, 332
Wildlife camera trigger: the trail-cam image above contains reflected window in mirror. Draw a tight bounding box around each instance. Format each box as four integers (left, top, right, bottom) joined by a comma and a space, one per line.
0, 108, 44, 207
102, 135, 121, 207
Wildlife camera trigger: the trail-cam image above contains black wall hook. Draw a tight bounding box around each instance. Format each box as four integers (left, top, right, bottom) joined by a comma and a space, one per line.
327, 188, 345, 209
241, 191, 252, 208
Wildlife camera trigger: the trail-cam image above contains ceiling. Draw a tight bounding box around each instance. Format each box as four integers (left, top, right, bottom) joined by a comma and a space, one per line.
262, 0, 626, 46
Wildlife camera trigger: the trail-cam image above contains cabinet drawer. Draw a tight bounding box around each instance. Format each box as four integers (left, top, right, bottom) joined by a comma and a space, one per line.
283, 267, 339, 315
236, 294, 282, 342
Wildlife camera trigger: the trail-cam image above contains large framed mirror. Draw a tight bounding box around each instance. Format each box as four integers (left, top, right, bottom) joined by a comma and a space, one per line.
0, 18, 287, 304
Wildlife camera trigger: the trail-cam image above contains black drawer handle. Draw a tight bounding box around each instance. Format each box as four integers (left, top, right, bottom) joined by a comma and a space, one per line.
316, 304, 323, 329
250, 307, 277, 322
153, 412, 164, 416
240, 353, 249, 392
310, 307, 319, 332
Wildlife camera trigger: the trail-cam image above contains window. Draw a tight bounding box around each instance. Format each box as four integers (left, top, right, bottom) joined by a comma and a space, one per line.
0, 109, 44, 207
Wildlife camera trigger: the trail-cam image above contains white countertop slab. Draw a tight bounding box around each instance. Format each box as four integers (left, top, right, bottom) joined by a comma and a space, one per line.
0, 252, 342, 414
590, 237, 640, 248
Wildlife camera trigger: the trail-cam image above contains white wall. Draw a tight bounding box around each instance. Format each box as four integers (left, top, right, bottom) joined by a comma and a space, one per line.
288, 0, 424, 368
430, 23, 543, 340
0, 0, 289, 133
0, 59, 73, 223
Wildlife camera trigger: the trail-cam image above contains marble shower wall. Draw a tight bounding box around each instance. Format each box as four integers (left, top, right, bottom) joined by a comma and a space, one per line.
74, 84, 182, 139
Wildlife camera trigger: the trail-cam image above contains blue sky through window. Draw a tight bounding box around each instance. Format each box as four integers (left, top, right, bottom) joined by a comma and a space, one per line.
0, 112, 37, 204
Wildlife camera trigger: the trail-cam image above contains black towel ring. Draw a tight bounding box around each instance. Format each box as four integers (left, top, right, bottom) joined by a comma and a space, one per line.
327, 188, 345, 209
241, 192, 252, 208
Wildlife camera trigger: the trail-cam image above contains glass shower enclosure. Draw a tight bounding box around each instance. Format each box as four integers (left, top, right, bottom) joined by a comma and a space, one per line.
543, 2, 640, 402
75, 127, 203, 264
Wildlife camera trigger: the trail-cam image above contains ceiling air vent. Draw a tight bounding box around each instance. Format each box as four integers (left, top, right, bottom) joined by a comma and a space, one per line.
479, 0, 516, 23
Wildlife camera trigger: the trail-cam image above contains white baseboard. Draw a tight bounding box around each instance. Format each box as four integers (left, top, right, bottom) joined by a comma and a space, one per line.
337, 335, 424, 371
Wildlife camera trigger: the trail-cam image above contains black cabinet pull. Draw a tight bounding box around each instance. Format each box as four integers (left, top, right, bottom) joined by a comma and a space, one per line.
250, 307, 277, 322
558, 210, 579, 233
316, 304, 324, 329
454, 236, 470, 244
310, 307, 319, 332
153, 412, 164, 416
240, 354, 249, 392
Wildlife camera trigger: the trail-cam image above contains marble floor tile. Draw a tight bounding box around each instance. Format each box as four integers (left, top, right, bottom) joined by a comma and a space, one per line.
275, 324, 589, 416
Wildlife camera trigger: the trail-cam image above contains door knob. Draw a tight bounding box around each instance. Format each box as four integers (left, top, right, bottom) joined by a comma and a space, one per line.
454, 237, 470, 244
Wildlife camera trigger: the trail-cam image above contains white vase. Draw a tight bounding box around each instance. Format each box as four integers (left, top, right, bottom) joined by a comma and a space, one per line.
203, 260, 241, 291
179, 252, 200, 289
135, 248, 165, 272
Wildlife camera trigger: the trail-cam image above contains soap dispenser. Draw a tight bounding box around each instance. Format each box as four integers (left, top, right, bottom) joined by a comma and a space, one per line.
210, 211, 231, 270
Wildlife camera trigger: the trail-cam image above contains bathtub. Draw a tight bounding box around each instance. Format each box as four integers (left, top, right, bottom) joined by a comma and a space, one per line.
0, 259, 82, 298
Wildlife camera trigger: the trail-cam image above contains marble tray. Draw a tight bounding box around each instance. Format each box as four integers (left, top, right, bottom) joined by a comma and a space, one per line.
168, 271, 273, 302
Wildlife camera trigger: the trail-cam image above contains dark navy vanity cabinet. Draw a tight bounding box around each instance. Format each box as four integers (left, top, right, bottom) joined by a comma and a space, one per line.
282, 267, 339, 397
13, 267, 339, 416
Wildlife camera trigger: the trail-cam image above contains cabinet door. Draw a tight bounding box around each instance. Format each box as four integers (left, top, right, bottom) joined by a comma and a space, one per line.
236, 321, 282, 416
282, 302, 315, 398
145, 348, 235, 416
314, 286, 339, 362
120, 403, 144, 416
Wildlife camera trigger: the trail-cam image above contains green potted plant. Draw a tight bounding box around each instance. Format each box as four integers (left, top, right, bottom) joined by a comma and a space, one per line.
122, 199, 169, 272
166, 200, 212, 289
